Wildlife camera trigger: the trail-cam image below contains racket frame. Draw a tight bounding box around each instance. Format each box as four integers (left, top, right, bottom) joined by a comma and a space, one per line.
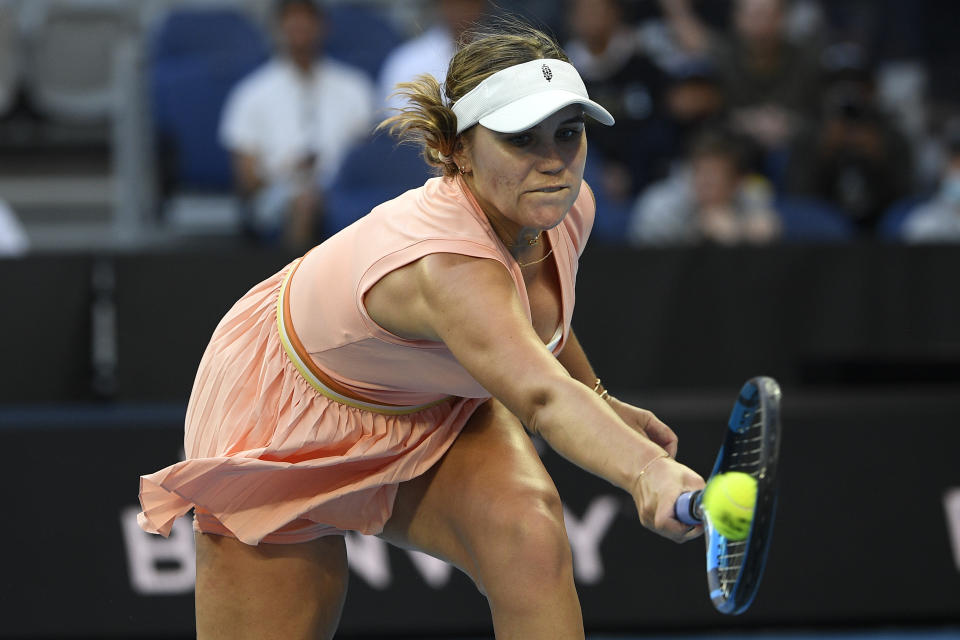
703, 376, 781, 614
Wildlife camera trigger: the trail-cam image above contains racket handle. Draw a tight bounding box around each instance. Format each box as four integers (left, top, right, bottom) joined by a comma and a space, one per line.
675, 489, 704, 525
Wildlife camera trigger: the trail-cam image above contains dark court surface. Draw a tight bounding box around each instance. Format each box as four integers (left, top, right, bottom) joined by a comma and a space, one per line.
433, 629, 960, 640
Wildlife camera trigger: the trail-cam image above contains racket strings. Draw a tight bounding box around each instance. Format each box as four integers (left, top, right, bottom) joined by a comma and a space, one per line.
728, 402, 765, 464
718, 540, 747, 593
719, 547, 746, 561
717, 404, 766, 596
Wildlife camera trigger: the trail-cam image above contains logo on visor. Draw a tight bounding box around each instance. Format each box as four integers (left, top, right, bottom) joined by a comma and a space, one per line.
541, 64, 553, 82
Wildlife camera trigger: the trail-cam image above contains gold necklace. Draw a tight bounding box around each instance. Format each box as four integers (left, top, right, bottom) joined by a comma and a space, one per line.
486, 213, 541, 248
517, 247, 553, 268
483, 212, 548, 266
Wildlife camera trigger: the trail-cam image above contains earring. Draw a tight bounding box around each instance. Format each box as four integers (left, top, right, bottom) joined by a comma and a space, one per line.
459, 166, 466, 175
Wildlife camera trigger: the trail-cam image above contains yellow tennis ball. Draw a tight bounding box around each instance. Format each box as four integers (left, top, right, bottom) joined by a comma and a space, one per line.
703, 471, 757, 541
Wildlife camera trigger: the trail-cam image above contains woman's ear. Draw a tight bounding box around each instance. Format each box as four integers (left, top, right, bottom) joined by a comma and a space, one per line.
452, 137, 470, 175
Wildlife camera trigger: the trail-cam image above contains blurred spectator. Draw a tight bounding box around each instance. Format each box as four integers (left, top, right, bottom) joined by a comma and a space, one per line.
663, 57, 727, 157
220, 0, 374, 246
901, 120, 960, 243
815, 0, 924, 66
494, 0, 564, 35
919, 1, 960, 110
660, 0, 822, 154
628, 127, 781, 245
377, 0, 488, 111
564, 0, 676, 202
0, 198, 29, 257
804, 3, 933, 189
785, 43, 912, 234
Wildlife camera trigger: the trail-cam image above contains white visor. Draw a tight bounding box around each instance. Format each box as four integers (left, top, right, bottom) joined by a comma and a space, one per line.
451, 59, 615, 135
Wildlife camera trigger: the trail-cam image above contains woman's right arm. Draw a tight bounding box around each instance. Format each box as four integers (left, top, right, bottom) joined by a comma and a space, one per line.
365, 253, 704, 542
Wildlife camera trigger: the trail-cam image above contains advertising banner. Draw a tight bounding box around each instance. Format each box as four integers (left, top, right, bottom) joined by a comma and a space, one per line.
2, 390, 958, 638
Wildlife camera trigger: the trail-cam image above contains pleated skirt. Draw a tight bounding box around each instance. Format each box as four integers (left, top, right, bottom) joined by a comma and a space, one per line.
137, 261, 484, 545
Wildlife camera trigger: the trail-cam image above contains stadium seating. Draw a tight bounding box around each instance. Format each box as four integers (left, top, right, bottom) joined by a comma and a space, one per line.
323, 3, 402, 81
20, 0, 140, 123
775, 195, 857, 242
324, 131, 432, 235
148, 6, 268, 192
582, 151, 633, 244
876, 193, 931, 240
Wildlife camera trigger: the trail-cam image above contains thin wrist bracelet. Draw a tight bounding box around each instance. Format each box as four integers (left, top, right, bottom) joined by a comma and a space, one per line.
637, 452, 670, 478
592, 378, 610, 400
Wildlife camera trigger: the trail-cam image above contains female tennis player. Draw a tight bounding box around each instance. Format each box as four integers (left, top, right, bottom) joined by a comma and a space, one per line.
138, 21, 704, 639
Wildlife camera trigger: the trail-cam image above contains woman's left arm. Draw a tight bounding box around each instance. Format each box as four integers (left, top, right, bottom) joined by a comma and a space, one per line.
557, 329, 679, 458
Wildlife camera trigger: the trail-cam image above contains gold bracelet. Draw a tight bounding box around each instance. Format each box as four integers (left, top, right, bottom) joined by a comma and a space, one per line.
637, 452, 670, 478
593, 378, 610, 400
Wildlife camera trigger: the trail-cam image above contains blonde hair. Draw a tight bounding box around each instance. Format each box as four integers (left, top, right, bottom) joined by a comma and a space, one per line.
378, 19, 569, 178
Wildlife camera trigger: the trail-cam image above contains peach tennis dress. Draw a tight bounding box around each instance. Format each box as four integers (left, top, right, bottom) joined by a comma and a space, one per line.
138, 175, 594, 545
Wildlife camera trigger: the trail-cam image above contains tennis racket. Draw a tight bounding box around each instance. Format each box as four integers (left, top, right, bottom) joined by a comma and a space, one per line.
674, 376, 782, 615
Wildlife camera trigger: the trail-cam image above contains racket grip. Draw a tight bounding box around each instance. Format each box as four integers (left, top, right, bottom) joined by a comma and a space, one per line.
674, 489, 704, 525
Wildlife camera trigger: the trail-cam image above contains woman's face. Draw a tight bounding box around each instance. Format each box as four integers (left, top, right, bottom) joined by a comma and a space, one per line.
457, 105, 588, 234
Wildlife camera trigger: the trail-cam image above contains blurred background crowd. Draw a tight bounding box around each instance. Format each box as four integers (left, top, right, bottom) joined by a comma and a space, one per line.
2, 0, 960, 255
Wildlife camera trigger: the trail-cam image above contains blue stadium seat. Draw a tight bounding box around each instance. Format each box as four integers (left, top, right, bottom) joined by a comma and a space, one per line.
324, 132, 433, 235
775, 195, 857, 242
323, 4, 402, 81
148, 8, 269, 191
150, 7, 266, 61
582, 151, 633, 244
876, 193, 931, 240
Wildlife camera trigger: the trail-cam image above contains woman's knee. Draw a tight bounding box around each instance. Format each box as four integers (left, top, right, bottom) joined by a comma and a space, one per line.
471, 485, 572, 587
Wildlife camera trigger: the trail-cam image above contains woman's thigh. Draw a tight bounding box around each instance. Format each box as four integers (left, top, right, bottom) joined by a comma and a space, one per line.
379, 399, 570, 588
194, 532, 348, 640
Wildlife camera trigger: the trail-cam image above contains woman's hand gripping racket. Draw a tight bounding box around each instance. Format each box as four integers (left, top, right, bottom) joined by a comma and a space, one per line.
674, 376, 782, 614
